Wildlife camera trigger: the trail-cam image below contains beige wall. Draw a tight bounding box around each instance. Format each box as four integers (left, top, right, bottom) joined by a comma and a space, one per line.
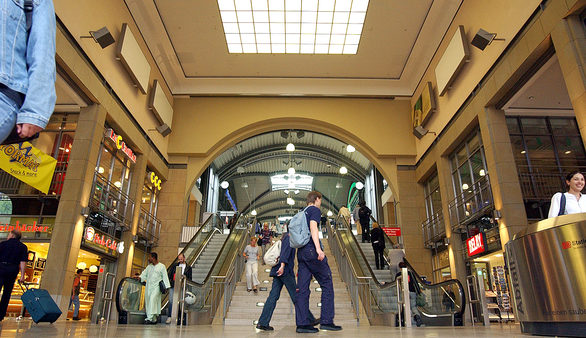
54, 0, 173, 158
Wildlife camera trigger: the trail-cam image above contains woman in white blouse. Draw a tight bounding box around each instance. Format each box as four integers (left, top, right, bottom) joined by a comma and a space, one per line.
548, 171, 586, 218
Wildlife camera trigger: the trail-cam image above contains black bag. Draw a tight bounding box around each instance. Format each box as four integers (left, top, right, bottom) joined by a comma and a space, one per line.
159, 280, 167, 294
558, 192, 566, 216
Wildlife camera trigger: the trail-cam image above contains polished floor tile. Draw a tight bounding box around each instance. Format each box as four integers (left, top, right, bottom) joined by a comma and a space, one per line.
0, 319, 531, 338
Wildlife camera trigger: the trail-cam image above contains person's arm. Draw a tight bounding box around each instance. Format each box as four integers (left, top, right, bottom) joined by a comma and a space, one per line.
19, 261, 26, 283
185, 266, 192, 280
17, 0, 57, 136
139, 267, 148, 282
162, 265, 171, 289
278, 235, 291, 276
548, 193, 561, 218
310, 219, 324, 261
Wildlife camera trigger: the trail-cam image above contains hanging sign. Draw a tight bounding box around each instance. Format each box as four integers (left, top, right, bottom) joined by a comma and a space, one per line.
467, 233, 486, 256
105, 129, 136, 163
382, 227, 401, 236
0, 142, 57, 194
83, 226, 125, 256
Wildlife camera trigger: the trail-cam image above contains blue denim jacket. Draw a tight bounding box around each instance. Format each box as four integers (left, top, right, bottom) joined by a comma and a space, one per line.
0, 0, 56, 128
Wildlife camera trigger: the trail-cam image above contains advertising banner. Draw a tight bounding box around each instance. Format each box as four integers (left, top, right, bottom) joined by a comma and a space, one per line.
382, 227, 401, 236
0, 142, 57, 194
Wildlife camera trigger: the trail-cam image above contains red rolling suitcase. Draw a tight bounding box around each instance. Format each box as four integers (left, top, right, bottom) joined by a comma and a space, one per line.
20, 283, 62, 323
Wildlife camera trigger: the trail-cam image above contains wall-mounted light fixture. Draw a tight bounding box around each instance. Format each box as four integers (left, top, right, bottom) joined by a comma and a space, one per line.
493, 209, 502, 220
81, 207, 90, 218
80, 27, 115, 48
471, 28, 505, 51
413, 125, 437, 139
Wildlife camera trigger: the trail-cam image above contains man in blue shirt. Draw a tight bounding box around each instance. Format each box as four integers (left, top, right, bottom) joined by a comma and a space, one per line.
0, 0, 56, 143
295, 191, 341, 333
255, 231, 317, 331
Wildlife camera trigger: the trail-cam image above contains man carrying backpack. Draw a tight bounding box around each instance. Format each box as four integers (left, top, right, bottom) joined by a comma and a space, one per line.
358, 201, 372, 243
294, 191, 341, 333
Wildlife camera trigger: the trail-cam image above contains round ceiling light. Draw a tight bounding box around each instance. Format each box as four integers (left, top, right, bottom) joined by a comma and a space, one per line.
251, 210, 257, 216
339, 166, 348, 175
288, 167, 296, 175
220, 181, 229, 189
89, 265, 98, 273
346, 145, 356, 153
286, 143, 295, 152
327, 210, 333, 217
356, 182, 364, 190
287, 198, 295, 205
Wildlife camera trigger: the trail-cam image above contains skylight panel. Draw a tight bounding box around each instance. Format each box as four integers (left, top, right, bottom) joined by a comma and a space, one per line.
218, 0, 369, 54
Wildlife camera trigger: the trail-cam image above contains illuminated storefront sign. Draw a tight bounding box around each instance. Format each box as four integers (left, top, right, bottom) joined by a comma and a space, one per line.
83, 226, 125, 256
150, 172, 162, 190
106, 129, 136, 163
467, 233, 486, 256
0, 221, 50, 233
382, 227, 401, 236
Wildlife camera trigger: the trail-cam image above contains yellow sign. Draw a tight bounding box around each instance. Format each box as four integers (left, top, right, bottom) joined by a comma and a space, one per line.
0, 142, 57, 194
149, 172, 162, 190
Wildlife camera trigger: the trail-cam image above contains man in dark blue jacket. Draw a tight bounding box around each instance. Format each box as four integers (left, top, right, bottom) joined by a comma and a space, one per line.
255, 232, 317, 331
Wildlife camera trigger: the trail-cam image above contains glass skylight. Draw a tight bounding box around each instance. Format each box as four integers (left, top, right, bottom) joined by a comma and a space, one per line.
271, 173, 313, 191
217, 0, 369, 54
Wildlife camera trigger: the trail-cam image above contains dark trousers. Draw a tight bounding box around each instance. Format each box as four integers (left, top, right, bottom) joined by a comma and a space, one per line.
295, 243, 334, 326
361, 220, 370, 242
373, 246, 385, 270
0, 267, 18, 320
257, 272, 315, 326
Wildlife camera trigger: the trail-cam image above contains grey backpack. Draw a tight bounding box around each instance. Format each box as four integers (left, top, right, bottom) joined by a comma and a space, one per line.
289, 207, 311, 248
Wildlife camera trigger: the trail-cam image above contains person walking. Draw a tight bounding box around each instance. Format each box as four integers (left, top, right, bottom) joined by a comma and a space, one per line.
338, 205, 351, 226
0, 0, 57, 144
68, 269, 83, 320
166, 253, 192, 324
295, 191, 341, 333
358, 201, 372, 243
0, 230, 28, 322
255, 231, 318, 331
243, 237, 260, 293
139, 252, 170, 324
370, 222, 386, 270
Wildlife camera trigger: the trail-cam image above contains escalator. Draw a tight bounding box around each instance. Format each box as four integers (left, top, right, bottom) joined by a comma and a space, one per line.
328, 216, 465, 326
115, 213, 243, 324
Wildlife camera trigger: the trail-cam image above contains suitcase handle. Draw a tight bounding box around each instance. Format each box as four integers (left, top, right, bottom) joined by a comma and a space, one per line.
18, 281, 32, 292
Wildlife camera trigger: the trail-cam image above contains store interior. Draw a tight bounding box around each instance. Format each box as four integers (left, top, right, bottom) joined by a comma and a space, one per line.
470, 251, 514, 322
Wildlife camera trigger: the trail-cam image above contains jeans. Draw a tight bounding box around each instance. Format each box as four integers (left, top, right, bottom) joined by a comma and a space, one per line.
295, 243, 335, 326
257, 273, 315, 327
68, 294, 80, 318
373, 246, 385, 270
0, 267, 17, 320
167, 287, 174, 317
0, 89, 19, 143
245, 261, 259, 290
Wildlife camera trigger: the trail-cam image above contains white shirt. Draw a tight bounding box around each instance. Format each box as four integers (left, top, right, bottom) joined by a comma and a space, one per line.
547, 192, 586, 218
178, 263, 186, 275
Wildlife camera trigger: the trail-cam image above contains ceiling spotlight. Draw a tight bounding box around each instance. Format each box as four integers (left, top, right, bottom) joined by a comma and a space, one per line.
288, 167, 296, 175
241, 182, 249, 188
287, 197, 295, 205
462, 183, 469, 190
356, 182, 364, 190
80, 26, 115, 49
251, 210, 257, 216
327, 210, 333, 217
236, 166, 245, 173
479, 169, 486, 177
286, 143, 295, 152
339, 166, 348, 175
284, 189, 290, 194
220, 181, 229, 189
471, 28, 505, 51
346, 145, 356, 153
335, 182, 342, 189
294, 190, 299, 194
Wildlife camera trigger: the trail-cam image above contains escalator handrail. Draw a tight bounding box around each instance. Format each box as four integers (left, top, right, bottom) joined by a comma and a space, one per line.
115, 277, 143, 314
328, 220, 372, 282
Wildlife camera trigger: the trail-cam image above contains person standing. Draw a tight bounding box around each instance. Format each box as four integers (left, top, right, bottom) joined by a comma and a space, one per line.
255, 231, 317, 331
243, 237, 260, 293
352, 203, 361, 235
359, 201, 372, 243
0, 0, 56, 144
295, 191, 341, 333
68, 269, 83, 320
388, 243, 406, 279
370, 223, 386, 270
260, 223, 272, 263
338, 205, 351, 226
0, 230, 28, 321
139, 252, 170, 324
548, 171, 586, 218
166, 253, 192, 324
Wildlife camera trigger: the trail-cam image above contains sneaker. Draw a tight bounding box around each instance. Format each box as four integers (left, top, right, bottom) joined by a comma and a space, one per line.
320, 323, 342, 331
165, 317, 172, 324
296, 325, 319, 333
72, 317, 81, 321
256, 324, 274, 331
311, 317, 320, 326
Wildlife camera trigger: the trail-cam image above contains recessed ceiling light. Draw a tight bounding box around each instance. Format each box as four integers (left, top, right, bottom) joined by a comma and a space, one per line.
218, 0, 369, 54
339, 166, 348, 174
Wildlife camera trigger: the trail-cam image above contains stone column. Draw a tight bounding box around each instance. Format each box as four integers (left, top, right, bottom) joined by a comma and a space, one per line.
395, 166, 432, 278
41, 104, 107, 317
551, 14, 586, 146
479, 106, 528, 247
156, 166, 189, 266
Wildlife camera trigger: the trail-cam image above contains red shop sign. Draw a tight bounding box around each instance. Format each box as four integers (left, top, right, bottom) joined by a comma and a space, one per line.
467, 233, 485, 256
382, 227, 401, 236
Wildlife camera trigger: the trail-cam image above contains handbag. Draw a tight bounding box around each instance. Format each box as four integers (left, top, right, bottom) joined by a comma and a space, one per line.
159, 280, 167, 294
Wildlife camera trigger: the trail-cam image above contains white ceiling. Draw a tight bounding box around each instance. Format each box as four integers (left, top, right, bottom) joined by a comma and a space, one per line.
124, 0, 463, 96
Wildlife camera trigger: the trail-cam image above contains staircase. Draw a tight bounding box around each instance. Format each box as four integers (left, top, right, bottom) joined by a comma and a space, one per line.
192, 233, 229, 283
224, 239, 357, 327
357, 236, 394, 283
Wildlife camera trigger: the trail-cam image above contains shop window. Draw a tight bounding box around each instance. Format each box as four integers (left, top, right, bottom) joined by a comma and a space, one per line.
423, 172, 445, 248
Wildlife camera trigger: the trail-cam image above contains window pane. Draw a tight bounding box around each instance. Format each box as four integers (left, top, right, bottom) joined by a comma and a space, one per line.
98, 146, 112, 179
468, 133, 481, 153
456, 146, 467, 168
556, 136, 586, 168
550, 118, 578, 135
431, 188, 442, 216
521, 118, 549, 134
470, 151, 485, 182
506, 117, 520, 134
458, 161, 472, 193
525, 135, 555, 168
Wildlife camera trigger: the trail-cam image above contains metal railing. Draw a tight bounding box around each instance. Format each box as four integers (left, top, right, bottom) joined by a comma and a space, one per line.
516, 166, 585, 200
448, 175, 493, 229
137, 207, 162, 247
89, 173, 135, 229
422, 211, 446, 248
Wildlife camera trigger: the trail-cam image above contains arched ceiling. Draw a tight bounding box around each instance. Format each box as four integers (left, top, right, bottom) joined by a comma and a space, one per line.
213, 130, 370, 220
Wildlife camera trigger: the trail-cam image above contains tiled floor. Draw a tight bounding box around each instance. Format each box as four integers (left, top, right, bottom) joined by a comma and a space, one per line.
0, 319, 530, 337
